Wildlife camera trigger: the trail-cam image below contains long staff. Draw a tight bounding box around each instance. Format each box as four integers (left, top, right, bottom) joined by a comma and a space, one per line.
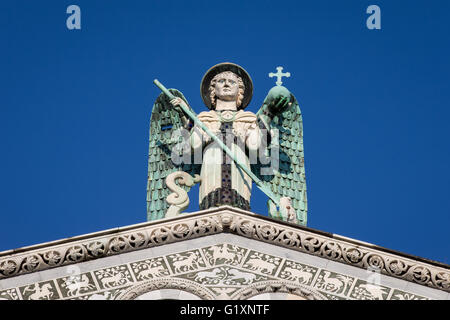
153, 79, 281, 206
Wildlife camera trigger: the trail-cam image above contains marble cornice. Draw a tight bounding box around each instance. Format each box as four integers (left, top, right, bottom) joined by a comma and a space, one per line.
1, 206, 449, 292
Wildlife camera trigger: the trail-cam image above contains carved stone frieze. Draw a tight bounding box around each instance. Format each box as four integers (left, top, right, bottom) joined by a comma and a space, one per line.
0, 206, 448, 294
0, 213, 222, 279
0, 240, 446, 300
226, 211, 450, 292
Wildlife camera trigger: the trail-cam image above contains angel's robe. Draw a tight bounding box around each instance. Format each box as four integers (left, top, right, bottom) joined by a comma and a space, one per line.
190, 110, 262, 211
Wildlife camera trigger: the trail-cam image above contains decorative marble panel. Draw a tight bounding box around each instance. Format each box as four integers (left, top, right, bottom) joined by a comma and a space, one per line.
94, 265, 134, 290
1, 208, 448, 297
179, 266, 271, 286
56, 272, 97, 298
130, 257, 171, 281
389, 289, 428, 300
19, 280, 60, 300
0, 242, 440, 300
349, 279, 391, 300
72, 286, 132, 300
202, 244, 248, 266
166, 250, 207, 274
278, 260, 318, 286
0, 288, 20, 300
242, 251, 282, 276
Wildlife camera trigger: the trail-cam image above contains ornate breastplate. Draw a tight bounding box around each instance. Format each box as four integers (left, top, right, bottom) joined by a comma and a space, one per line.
217, 110, 236, 122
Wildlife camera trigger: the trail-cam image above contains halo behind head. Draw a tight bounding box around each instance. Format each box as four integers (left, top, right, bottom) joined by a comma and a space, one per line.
201, 62, 253, 110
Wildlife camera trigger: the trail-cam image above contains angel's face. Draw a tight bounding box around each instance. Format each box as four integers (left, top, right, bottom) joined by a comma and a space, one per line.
214, 72, 239, 102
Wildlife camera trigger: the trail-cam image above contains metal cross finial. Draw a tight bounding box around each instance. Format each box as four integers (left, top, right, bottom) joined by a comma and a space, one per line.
269, 66, 291, 86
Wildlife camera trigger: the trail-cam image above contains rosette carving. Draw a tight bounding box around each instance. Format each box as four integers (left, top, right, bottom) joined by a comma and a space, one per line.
109, 236, 128, 253
343, 247, 364, 265
64, 245, 86, 263
171, 223, 192, 240
302, 237, 322, 254
386, 259, 408, 276
406, 265, 431, 285
21, 254, 42, 272
41, 250, 63, 266
193, 217, 222, 235
432, 272, 450, 290
86, 241, 106, 258
231, 219, 255, 237
320, 242, 342, 260
364, 254, 385, 271
275, 230, 301, 247
149, 227, 170, 244
256, 224, 280, 242
128, 233, 147, 249
0, 259, 18, 277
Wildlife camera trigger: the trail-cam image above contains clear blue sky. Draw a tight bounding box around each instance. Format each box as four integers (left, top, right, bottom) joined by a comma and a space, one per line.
0, 0, 449, 264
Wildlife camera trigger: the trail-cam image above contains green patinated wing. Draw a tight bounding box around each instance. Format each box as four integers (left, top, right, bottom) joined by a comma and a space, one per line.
147, 89, 200, 221
254, 93, 307, 225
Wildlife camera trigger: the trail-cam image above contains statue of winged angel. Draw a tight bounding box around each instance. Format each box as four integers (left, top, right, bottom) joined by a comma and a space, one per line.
147, 62, 307, 225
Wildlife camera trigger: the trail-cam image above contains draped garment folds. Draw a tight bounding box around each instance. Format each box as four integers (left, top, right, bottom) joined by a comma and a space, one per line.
190, 110, 262, 210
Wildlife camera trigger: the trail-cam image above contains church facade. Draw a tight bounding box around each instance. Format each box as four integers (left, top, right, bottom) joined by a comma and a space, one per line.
1, 206, 448, 300
1, 63, 448, 300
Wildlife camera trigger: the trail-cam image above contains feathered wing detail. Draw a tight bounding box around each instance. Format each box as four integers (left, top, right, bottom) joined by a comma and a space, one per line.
146, 89, 200, 221
254, 93, 307, 225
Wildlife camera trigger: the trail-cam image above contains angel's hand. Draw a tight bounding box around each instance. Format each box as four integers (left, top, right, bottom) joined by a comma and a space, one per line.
170, 97, 188, 113
169, 97, 191, 127
268, 96, 291, 115
263, 86, 292, 116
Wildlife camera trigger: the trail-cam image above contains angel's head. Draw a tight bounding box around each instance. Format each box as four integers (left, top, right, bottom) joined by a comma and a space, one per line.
209, 71, 245, 109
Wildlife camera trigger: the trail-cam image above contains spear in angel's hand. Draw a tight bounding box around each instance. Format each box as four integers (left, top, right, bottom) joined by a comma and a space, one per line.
153, 79, 281, 207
